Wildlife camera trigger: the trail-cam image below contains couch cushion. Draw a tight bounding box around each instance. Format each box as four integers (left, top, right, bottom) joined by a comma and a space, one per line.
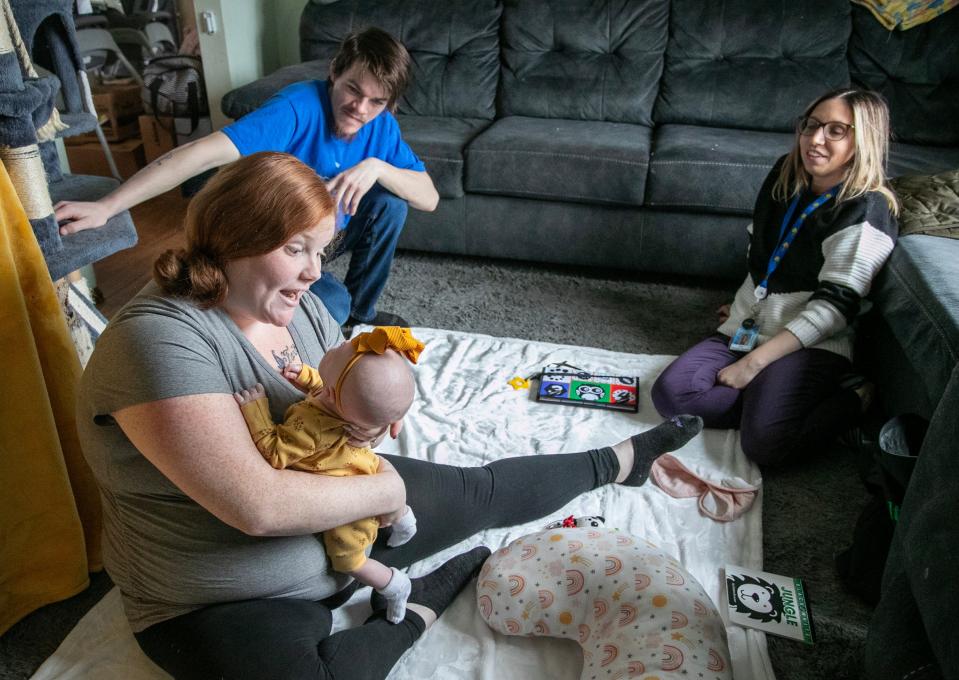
299, 0, 501, 119
655, 0, 850, 131
499, 0, 668, 125
397, 115, 490, 199
849, 5, 959, 146
456, 195, 747, 278
873, 235, 959, 409
646, 125, 791, 215
646, 127, 959, 217
888, 143, 959, 180
221, 61, 327, 120
465, 116, 652, 206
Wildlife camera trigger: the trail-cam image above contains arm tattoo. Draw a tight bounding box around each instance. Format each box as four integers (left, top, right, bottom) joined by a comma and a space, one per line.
153, 151, 176, 167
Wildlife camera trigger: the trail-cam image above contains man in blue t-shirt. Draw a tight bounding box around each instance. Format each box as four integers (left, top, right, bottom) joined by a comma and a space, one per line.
55, 28, 439, 327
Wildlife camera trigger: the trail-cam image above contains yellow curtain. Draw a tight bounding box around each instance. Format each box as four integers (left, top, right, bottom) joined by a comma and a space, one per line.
0, 160, 102, 636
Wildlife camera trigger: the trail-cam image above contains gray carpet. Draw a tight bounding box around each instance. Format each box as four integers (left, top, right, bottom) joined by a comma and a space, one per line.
0, 250, 875, 679
353, 251, 733, 355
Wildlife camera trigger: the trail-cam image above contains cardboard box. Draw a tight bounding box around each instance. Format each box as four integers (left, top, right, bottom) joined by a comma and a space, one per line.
138, 114, 176, 163
138, 114, 214, 162
65, 138, 146, 180
68, 83, 144, 143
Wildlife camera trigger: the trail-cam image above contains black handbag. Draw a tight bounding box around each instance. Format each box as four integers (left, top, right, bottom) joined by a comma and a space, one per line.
142, 55, 208, 134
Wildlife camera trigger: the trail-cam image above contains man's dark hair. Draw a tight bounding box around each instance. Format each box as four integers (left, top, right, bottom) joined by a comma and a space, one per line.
330, 27, 412, 110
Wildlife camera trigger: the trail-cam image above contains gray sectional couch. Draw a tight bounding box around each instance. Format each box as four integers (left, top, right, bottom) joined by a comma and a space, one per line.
223, 0, 959, 279
222, 1, 959, 677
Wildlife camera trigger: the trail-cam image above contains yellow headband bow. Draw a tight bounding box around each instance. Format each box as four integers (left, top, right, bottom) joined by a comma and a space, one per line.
334, 327, 425, 413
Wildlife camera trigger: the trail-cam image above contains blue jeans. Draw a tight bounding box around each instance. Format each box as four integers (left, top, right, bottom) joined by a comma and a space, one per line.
310, 184, 408, 324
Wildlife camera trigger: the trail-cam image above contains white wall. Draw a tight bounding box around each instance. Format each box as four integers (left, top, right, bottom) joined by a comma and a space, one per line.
191, 0, 304, 129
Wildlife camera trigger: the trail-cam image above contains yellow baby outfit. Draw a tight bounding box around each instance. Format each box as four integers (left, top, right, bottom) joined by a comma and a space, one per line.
239, 327, 424, 573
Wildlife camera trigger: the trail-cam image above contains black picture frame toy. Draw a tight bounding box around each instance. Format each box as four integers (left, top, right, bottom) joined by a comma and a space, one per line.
535, 362, 639, 413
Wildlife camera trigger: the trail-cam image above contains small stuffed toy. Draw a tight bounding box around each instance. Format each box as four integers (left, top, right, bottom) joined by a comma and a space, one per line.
544, 515, 605, 529
477, 528, 732, 679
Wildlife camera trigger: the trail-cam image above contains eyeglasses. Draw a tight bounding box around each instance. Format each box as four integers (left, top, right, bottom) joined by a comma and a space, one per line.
797, 115, 855, 141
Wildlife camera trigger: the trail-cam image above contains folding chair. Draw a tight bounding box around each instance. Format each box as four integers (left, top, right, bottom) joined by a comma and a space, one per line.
75, 26, 144, 87
143, 21, 176, 55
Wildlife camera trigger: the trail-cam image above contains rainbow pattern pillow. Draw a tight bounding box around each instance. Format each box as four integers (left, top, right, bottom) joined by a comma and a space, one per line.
477, 528, 732, 680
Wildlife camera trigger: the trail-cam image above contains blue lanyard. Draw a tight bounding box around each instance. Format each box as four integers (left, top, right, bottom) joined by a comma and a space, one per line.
754, 184, 840, 300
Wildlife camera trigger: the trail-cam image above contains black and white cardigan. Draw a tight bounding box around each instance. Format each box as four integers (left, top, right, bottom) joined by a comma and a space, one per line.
718, 157, 898, 360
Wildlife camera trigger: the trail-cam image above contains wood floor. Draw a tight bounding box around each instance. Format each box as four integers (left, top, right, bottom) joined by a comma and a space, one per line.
93, 188, 189, 318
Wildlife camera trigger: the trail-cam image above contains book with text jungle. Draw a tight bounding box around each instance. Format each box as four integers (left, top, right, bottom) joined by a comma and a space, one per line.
723, 564, 814, 644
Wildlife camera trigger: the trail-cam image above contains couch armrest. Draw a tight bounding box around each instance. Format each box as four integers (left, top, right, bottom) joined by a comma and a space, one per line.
220, 60, 328, 121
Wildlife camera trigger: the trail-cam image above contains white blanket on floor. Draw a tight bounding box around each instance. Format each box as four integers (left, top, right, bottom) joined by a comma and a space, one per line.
32, 328, 774, 680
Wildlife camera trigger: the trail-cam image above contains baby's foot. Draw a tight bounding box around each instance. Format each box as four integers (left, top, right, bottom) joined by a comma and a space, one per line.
374, 568, 412, 624
619, 415, 704, 486
371, 546, 490, 626
386, 507, 417, 547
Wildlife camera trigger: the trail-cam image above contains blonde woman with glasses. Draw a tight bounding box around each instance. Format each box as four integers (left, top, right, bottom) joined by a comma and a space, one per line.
652, 88, 900, 466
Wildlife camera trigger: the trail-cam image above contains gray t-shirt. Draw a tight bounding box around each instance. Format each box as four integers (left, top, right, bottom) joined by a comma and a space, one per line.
78, 282, 349, 631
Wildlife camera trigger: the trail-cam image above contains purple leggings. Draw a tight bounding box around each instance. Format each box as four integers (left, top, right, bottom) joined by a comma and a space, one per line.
651, 334, 859, 465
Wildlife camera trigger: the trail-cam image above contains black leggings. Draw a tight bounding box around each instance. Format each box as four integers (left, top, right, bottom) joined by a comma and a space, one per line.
134, 448, 619, 680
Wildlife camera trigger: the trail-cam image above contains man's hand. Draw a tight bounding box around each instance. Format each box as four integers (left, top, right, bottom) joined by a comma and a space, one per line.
717, 303, 731, 324
717, 357, 762, 390
54, 200, 113, 235
327, 158, 383, 216
234, 383, 266, 406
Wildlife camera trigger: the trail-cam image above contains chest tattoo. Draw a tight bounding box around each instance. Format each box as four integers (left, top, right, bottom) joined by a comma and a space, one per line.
272, 344, 300, 370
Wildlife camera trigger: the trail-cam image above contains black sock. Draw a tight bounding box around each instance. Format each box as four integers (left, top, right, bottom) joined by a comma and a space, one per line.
620, 415, 704, 486
371, 546, 491, 619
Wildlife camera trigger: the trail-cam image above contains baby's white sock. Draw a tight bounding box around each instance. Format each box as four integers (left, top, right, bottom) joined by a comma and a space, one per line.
375, 567, 412, 623
387, 506, 417, 547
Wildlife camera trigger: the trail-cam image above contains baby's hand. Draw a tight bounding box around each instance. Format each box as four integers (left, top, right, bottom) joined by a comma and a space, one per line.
282, 363, 306, 391
234, 383, 265, 406
377, 507, 405, 528
283, 362, 303, 381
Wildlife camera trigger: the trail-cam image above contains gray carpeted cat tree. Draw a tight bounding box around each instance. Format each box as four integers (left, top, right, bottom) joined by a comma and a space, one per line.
1, 0, 137, 281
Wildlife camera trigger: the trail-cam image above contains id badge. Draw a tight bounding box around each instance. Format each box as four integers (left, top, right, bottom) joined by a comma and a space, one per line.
729, 318, 760, 352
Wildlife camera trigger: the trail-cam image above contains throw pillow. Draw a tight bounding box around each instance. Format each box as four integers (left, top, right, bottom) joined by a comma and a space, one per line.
890, 169, 959, 239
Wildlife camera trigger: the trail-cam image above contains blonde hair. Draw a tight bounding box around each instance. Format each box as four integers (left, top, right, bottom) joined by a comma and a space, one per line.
773, 88, 899, 216
154, 152, 336, 307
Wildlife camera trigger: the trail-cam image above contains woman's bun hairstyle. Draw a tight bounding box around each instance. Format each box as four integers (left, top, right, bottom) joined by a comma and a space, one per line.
154, 248, 228, 308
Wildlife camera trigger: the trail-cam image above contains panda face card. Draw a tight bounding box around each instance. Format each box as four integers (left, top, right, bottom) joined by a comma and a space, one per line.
535, 364, 639, 412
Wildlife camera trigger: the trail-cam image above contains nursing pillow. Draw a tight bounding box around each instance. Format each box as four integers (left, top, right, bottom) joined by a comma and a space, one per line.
477, 528, 732, 680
